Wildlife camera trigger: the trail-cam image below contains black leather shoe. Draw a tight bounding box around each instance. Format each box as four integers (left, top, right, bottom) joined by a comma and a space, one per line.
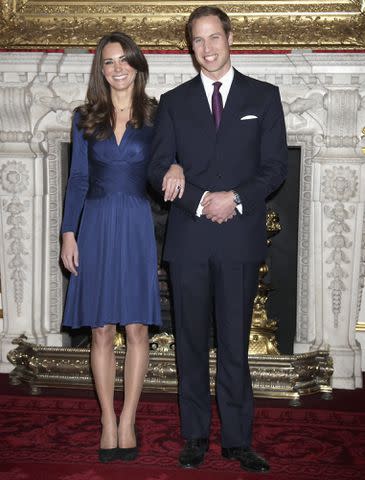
98, 447, 120, 463
179, 438, 209, 468
222, 447, 270, 473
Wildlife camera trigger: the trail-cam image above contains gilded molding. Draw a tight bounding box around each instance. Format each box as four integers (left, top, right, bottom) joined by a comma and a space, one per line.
0, 1, 364, 50
7, 335, 333, 402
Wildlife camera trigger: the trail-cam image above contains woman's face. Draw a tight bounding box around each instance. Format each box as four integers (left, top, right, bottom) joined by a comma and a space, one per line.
101, 42, 137, 94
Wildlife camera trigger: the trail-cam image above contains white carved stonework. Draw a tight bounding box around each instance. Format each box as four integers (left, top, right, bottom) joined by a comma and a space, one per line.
46, 130, 72, 337
360, 209, 365, 317
0, 160, 30, 316
3, 195, 29, 316
0, 161, 30, 194
322, 167, 358, 327
285, 133, 315, 344
324, 90, 361, 149
0, 157, 33, 370
313, 160, 364, 389
324, 201, 353, 327
322, 167, 358, 201
0, 51, 364, 389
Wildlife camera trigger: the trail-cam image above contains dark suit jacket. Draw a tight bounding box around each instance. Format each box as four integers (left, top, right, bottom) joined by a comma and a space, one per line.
148, 68, 288, 263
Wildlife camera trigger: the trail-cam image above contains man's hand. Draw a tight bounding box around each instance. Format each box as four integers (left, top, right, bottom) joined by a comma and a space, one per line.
201, 191, 236, 224
162, 164, 185, 202
61, 232, 79, 276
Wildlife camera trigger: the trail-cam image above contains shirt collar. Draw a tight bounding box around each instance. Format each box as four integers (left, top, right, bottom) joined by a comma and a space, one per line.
200, 67, 234, 109
200, 66, 234, 91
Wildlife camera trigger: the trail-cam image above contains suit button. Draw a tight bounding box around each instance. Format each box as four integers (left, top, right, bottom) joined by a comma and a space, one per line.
217, 173, 222, 178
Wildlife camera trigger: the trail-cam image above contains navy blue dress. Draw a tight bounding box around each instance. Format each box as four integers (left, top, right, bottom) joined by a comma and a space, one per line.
61, 112, 161, 329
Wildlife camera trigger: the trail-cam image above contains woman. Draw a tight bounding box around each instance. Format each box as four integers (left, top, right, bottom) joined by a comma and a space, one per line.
60, 32, 184, 463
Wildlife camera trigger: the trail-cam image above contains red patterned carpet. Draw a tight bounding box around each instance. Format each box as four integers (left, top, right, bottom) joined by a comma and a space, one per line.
1, 375, 365, 480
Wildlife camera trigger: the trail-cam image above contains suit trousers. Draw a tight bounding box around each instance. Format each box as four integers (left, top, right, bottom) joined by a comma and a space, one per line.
169, 257, 259, 448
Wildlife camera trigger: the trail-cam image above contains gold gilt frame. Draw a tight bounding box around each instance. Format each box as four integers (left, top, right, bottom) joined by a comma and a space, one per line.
0, 1, 364, 50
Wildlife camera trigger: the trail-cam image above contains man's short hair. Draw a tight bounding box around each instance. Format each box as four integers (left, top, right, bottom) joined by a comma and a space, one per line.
186, 6, 232, 46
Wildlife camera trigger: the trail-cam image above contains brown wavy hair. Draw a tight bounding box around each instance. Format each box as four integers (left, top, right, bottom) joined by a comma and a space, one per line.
77, 32, 156, 139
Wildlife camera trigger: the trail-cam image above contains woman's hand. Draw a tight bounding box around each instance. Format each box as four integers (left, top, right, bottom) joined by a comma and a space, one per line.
162, 164, 185, 202
61, 232, 79, 276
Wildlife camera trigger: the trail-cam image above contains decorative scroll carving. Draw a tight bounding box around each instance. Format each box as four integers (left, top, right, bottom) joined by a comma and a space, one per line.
322, 167, 358, 326
0, 87, 31, 133
324, 90, 361, 148
0, 1, 364, 50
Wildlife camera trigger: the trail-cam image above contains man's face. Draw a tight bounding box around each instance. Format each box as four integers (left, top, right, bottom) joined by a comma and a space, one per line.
191, 15, 233, 80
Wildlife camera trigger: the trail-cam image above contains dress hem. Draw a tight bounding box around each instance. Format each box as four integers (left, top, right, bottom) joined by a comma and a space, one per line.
62, 320, 162, 329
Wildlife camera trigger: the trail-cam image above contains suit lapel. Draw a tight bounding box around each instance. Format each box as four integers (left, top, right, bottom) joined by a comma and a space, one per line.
187, 70, 250, 138
188, 75, 216, 139
219, 69, 249, 135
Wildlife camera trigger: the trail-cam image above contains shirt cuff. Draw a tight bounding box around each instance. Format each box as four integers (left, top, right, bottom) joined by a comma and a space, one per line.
196, 191, 209, 217
236, 204, 243, 214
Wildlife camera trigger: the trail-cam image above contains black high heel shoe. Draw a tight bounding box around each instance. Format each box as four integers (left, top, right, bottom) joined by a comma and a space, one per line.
118, 425, 138, 461
118, 445, 138, 461
99, 447, 120, 463
98, 419, 119, 463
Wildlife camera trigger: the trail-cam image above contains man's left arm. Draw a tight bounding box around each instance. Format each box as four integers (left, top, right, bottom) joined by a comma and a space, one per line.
148, 94, 206, 216
235, 86, 288, 215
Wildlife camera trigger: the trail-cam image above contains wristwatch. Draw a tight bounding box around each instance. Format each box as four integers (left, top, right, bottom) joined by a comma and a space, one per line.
232, 190, 241, 205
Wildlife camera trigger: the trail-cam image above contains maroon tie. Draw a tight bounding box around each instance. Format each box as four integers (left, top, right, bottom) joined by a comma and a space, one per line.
212, 81, 223, 130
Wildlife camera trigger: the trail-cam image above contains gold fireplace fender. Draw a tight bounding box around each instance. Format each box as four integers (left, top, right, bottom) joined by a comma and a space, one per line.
8, 334, 333, 405
0, 1, 364, 50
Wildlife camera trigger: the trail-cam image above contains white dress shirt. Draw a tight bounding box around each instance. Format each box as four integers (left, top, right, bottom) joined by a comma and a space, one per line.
201, 67, 234, 111
196, 67, 242, 216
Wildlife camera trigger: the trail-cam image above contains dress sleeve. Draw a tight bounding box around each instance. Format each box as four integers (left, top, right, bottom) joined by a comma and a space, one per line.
60, 112, 89, 234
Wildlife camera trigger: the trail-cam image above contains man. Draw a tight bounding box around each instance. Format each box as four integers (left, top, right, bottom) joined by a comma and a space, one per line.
148, 6, 287, 473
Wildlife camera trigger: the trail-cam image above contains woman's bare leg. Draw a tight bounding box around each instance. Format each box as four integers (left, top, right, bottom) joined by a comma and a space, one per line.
118, 323, 149, 448
91, 324, 117, 449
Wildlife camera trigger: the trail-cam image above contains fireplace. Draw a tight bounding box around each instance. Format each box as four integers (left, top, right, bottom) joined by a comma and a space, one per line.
0, 52, 364, 389
267, 147, 301, 354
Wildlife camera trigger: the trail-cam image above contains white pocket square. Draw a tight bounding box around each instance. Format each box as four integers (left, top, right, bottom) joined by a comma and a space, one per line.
240, 115, 258, 120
